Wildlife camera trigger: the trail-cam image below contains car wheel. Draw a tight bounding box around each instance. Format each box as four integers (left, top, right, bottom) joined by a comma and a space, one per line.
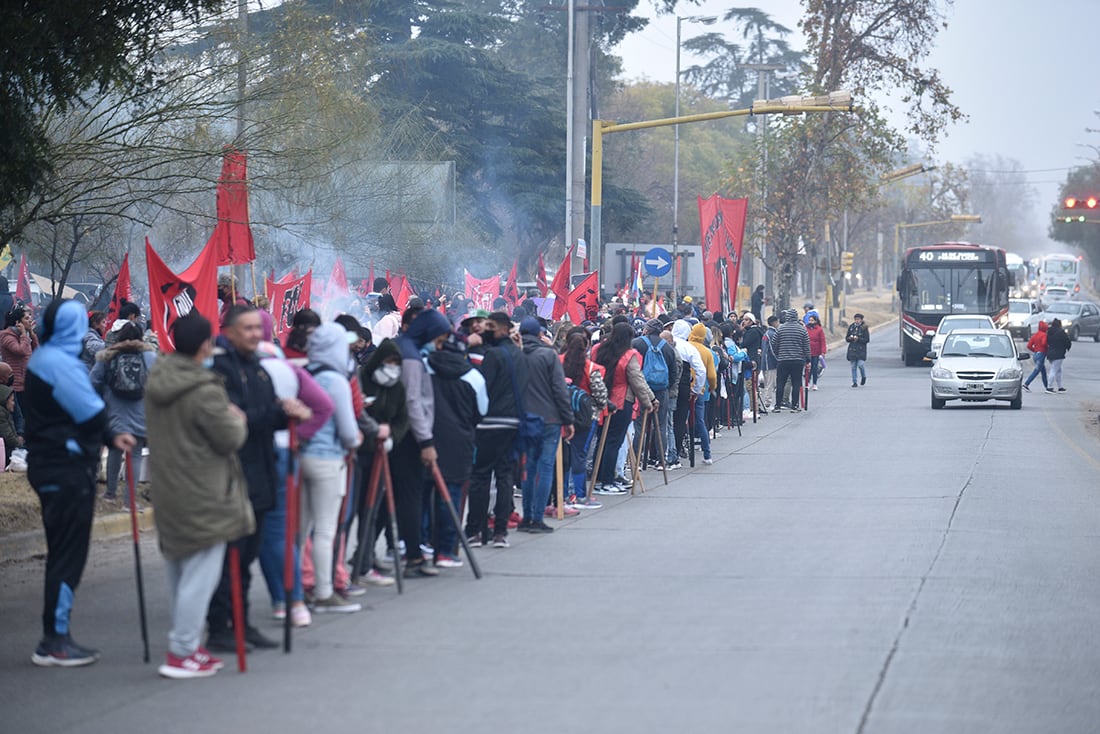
1070, 326, 1079, 342
1093, 329, 1099, 343
1010, 391, 1022, 410
931, 391, 945, 410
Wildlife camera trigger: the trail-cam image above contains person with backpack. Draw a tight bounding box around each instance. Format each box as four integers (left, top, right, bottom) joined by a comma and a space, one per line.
632, 318, 679, 469
592, 322, 655, 493
89, 321, 155, 504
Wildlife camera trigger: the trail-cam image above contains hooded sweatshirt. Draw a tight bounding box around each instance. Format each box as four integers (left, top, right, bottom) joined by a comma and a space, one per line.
1046, 320, 1071, 361
303, 323, 361, 458
688, 323, 718, 398
773, 309, 811, 362
427, 341, 487, 482
360, 338, 410, 447
1026, 321, 1048, 354
145, 352, 254, 560
671, 320, 707, 396
396, 309, 452, 448
24, 301, 116, 485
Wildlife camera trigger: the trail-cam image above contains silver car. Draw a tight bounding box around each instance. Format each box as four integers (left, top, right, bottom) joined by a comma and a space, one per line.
928, 329, 1030, 410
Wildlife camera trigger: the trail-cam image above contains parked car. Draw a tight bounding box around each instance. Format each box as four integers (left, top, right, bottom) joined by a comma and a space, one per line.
1006, 298, 1041, 339
928, 314, 997, 359
929, 329, 1029, 410
1037, 301, 1100, 342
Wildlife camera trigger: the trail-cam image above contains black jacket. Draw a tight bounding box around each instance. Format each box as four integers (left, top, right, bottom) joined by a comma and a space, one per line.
476, 338, 527, 430
521, 335, 573, 426
360, 338, 410, 447
740, 325, 765, 367
212, 339, 287, 514
845, 322, 870, 362
427, 343, 486, 482
1046, 323, 1072, 361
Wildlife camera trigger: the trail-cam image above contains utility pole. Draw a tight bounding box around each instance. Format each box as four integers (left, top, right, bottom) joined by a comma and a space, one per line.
565, 1, 588, 271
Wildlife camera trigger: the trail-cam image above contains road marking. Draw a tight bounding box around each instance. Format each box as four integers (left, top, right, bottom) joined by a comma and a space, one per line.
1041, 403, 1100, 474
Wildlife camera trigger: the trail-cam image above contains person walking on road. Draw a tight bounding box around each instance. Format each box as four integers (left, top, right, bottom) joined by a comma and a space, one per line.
806, 313, 827, 391
24, 299, 137, 667
145, 311, 253, 679
1022, 321, 1049, 392
773, 308, 810, 411
846, 313, 870, 388
1045, 318, 1071, 393
206, 305, 311, 652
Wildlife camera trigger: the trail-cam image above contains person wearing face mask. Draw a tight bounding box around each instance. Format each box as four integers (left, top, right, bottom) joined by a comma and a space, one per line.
464, 312, 526, 547
392, 308, 453, 576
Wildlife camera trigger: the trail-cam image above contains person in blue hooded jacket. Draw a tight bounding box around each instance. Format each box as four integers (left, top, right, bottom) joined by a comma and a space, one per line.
23, 299, 137, 667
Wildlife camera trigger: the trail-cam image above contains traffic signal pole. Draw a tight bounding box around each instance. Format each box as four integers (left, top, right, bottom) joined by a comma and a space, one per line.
589, 92, 855, 298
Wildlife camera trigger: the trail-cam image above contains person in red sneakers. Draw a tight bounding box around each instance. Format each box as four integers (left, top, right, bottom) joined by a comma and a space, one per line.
145, 311, 254, 679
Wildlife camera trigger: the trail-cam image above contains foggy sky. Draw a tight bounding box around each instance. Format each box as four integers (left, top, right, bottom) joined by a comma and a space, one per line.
615, 0, 1100, 249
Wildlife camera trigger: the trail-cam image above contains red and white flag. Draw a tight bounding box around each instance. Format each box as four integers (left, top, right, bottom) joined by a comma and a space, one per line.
266, 270, 312, 344
464, 270, 501, 311
697, 194, 747, 315
146, 238, 219, 352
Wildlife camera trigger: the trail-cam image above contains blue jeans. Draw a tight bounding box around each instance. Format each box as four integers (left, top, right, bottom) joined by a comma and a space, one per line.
522, 423, 561, 522
694, 398, 711, 460
1024, 352, 1047, 388
850, 359, 866, 385
423, 480, 464, 556
259, 447, 304, 606
567, 422, 595, 499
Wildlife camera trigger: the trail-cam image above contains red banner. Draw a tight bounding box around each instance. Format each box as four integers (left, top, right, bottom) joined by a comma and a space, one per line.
393, 275, 414, 310
697, 194, 747, 314
503, 260, 519, 307
14, 253, 30, 304
266, 271, 311, 344
536, 253, 549, 297
550, 245, 573, 319
146, 238, 219, 353
464, 270, 500, 311
106, 254, 131, 326
566, 271, 600, 325
206, 149, 255, 265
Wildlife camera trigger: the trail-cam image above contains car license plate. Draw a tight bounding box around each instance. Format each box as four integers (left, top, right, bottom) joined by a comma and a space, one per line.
966, 382, 983, 391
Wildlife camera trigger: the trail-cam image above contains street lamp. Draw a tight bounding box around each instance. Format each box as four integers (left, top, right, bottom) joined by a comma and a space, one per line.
673, 14, 716, 304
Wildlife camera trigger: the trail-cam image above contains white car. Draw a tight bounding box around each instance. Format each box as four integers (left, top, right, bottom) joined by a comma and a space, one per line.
1006, 298, 1041, 339
928, 314, 997, 358
929, 329, 1029, 410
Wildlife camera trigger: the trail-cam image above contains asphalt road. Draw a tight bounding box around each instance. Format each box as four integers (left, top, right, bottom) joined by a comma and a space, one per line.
2, 327, 1100, 734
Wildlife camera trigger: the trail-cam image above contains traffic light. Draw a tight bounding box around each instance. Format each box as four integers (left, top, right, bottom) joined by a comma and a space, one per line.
840, 251, 854, 273
1063, 196, 1098, 210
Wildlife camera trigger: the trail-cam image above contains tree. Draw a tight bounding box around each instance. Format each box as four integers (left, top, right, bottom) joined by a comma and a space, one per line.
1050, 162, 1100, 266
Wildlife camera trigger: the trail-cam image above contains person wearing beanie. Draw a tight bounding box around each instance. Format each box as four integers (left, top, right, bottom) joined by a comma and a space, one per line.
632, 318, 680, 470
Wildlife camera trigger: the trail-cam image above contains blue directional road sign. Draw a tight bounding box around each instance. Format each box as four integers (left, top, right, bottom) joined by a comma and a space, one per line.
643, 247, 673, 277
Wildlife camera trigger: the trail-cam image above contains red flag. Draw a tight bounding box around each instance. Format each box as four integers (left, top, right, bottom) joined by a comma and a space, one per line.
464, 270, 501, 311
14, 253, 30, 304
394, 276, 414, 310
146, 238, 219, 352
535, 254, 549, 297
206, 149, 255, 265
697, 195, 747, 314
324, 259, 349, 301
368, 263, 375, 289
503, 260, 519, 306
268, 271, 312, 343
550, 245, 573, 319
106, 254, 132, 327
565, 271, 600, 325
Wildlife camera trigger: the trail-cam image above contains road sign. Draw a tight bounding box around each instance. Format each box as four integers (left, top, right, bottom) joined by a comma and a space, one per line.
643, 247, 672, 277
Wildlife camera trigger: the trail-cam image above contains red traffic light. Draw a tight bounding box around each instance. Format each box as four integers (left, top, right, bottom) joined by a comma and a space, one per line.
1065, 197, 1078, 208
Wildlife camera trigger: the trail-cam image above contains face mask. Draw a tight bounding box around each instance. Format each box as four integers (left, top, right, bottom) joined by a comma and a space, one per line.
201, 356, 214, 369
373, 364, 401, 387
419, 341, 438, 358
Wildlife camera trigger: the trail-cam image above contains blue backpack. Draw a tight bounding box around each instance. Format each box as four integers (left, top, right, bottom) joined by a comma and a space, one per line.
641, 337, 669, 390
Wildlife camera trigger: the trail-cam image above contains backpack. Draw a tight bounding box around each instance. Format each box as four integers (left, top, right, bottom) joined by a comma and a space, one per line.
106, 352, 148, 400
567, 383, 593, 429
641, 337, 669, 390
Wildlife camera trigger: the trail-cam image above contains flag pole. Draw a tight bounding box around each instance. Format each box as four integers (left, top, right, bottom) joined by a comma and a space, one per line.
250, 261, 258, 302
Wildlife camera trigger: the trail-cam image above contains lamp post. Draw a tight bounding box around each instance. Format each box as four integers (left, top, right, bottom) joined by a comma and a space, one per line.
673, 15, 716, 304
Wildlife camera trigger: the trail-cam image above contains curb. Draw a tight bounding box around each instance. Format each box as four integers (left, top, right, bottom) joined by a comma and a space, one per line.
0, 508, 156, 564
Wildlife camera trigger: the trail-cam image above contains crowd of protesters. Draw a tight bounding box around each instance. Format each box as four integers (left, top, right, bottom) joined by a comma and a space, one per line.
18, 274, 856, 679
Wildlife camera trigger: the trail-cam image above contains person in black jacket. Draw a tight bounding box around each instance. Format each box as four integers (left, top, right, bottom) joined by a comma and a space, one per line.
632, 318, 679, 467
1045, 318, 1071, 392
423, 338, 486, 566
206, 305, 310, 652
845, 313, 870, 387
750, 285, 765, 322
24, 300, 137, 667
465, 312, 527, 547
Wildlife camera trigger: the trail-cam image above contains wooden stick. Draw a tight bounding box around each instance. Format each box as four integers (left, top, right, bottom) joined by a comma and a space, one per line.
555, 435, 565, 520
588, 411, 612, 498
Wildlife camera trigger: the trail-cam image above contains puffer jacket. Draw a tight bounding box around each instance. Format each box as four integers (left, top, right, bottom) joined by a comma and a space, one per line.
845, 321, 869, 362
0, 325, 37, 391
687, 323, 718, 398
521, 334, 574, 425
807, 323, 827, 358
89, 339, 157, 437
146, 351, 254, 560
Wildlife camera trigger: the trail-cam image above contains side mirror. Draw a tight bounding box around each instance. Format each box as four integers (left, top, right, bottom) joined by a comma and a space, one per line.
1018, 353, 1031, 361
926, 351, 937, 360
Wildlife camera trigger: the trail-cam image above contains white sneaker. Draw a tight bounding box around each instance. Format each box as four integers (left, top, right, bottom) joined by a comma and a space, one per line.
702, 458, 713, 465
363, 569, 395, 587
811, 384, 818, 391
311, 595, 362, 614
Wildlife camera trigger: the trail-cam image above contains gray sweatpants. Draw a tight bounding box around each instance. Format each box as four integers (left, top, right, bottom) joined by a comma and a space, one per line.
165, 543, 226, 658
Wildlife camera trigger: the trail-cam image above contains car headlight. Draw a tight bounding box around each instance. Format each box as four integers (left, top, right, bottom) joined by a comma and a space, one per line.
931, 366, 953, 379
1063, 319, 1073, 327
997, 366, 1022, 380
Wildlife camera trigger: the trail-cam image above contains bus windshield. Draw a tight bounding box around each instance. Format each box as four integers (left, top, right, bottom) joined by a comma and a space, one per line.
1044, 259, 1077, 275
902, 265, 998, 314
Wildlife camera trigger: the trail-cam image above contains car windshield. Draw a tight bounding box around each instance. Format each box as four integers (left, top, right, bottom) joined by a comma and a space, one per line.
941, 333, 1015, 358
1009, 301, 1030, 313
939, 318, 993, 334
1045, 303, 1081, 315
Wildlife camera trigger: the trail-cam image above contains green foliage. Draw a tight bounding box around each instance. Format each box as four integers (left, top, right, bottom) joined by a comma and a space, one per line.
1050, 163, 1100, 266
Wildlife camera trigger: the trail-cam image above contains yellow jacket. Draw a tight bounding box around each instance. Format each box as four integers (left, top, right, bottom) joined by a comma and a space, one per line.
688, 324, 718, 392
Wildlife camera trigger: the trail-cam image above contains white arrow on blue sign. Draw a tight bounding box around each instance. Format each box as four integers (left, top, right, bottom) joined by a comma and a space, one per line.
643, 247, 673, 277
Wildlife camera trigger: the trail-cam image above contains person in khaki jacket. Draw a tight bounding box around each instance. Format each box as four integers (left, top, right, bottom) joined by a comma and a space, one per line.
145, 311, 253, 680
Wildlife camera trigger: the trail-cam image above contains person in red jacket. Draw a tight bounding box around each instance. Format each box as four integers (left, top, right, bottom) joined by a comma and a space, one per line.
806, 313, 827, 391
1023, 320, 1049, 392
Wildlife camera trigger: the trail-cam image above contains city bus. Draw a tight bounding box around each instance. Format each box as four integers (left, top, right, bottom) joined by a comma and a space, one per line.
1037, 253, 1082, 303
896, 242, 1011, 365
1005, 252, 1036, 298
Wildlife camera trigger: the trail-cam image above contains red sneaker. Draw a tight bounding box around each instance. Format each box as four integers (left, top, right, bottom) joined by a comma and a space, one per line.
158, 651, 219, 679
507, 511, 521, 529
